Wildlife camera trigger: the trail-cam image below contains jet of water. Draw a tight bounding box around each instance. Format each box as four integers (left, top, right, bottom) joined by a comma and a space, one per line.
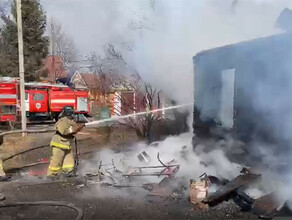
85, 103, 192, 127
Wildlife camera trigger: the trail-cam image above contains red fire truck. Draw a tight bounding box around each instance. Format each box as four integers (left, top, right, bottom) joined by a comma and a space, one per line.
0, 78, 19, 123
0, 78, 90, 123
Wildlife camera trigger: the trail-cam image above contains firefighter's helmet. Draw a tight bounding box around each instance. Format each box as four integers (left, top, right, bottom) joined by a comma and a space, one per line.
60, 106, 75, 118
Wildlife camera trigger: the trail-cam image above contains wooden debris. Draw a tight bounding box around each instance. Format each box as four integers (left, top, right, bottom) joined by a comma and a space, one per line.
203, 173, 261, 206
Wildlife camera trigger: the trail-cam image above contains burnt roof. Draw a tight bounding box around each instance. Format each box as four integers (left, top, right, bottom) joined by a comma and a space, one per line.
193, 32, 292, 69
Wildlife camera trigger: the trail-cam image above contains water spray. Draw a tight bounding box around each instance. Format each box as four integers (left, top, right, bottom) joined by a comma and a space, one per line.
85, 103, 193, 127
0, 103, 192, 136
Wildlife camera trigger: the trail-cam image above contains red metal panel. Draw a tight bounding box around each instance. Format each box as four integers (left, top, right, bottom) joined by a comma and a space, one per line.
49, 90, 76, 113
1, 115, 16, 122
28, 90, 49, 113
0, 82, 18, 122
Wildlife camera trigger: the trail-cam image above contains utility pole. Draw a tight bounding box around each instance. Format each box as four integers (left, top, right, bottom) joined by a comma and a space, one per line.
16, 0, 27, 132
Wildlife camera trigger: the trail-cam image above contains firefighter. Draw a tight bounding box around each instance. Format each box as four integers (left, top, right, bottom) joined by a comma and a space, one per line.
0, 135, 6, 178
0, 135, 6, 201
47, 106, 83, 177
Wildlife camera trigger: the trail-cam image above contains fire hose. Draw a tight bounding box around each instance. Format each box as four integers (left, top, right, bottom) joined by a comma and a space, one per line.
0, 129, 56, 137
0, 201, 83, 220
2, 144, 49, 162
0, 128, 89, 171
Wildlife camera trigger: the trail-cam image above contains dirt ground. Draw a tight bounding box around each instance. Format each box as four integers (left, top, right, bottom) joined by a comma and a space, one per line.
0, 127, 275, 219
1, 126, 139, 171
0, 177, 258, 220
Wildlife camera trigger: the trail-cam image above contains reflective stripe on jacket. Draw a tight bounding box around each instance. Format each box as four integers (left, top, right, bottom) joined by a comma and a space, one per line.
50, 134, 72, 150
50, 116, 78, 150
50, 141, 70, 150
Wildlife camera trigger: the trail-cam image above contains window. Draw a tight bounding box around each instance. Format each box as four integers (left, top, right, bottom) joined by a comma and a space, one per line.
1, 105, 16, 115
219, 69, 235, 129
33, 93, 45, 101
25, 93, 29, 100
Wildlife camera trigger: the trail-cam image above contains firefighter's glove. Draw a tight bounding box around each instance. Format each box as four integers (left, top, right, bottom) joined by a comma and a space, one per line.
77, 124, 85, 131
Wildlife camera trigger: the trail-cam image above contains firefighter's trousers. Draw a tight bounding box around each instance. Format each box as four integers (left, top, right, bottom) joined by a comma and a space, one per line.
0, 159, 5, 177
47, 147, 75, 176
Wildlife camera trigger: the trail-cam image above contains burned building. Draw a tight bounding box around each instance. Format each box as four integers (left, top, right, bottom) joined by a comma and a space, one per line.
193, 31, 292, 146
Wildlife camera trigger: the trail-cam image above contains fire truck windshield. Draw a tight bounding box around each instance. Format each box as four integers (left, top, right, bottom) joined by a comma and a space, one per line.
33, 93, 45, 101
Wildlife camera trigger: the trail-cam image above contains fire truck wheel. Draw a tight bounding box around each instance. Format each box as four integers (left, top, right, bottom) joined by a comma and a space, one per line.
8, 121, 15, 131
52, 113, 59, 122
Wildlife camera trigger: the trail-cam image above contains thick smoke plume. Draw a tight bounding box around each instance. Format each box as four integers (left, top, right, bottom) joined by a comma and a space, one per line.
79, 133, 243, 197
42, 0, 292, 104
41, 0, 292, 205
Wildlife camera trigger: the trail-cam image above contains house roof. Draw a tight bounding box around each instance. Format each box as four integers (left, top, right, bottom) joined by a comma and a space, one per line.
71, 71, 135, 92
71, 71, 103, 90
193, 32, 292, 70
80, 73, 100, 88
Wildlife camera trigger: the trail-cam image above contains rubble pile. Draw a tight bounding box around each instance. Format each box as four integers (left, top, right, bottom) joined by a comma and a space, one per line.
83, 152, 181, 198
79, 146, 292, 219
190, 167, 292, 219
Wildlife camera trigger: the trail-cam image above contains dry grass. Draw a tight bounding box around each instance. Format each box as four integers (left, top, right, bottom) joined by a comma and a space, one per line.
1, 126, 139, 171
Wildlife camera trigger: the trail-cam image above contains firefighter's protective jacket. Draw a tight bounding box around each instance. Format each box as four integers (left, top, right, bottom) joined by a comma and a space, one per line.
50, 116, 79, 150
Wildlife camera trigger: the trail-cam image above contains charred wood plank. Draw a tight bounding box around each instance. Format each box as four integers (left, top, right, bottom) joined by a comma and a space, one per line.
203, 173, 261, 206
252, 192, 285, 218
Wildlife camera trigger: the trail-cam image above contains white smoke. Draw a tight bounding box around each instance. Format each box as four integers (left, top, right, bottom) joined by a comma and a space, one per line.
41, 0, 292, 206
42, 0, 292, 105
79, 133, 243, 189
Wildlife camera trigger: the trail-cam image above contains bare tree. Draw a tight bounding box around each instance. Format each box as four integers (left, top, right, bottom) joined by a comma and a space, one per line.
149, 0, 156, 10
85, 43, 132, 98
105, 43, 123, 60
47, 17, 78, 70
115, 77, 162, 144
86, 51, 114, 95
86, 43, 163, 143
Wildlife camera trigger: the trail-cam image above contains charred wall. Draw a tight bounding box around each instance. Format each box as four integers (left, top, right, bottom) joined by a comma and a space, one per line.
193, 32, 292, 145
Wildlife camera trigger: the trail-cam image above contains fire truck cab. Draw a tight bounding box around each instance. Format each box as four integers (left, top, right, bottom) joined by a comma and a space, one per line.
0, 78, 90, 123
25, 89, 49, 119
25, 82, 90, 121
